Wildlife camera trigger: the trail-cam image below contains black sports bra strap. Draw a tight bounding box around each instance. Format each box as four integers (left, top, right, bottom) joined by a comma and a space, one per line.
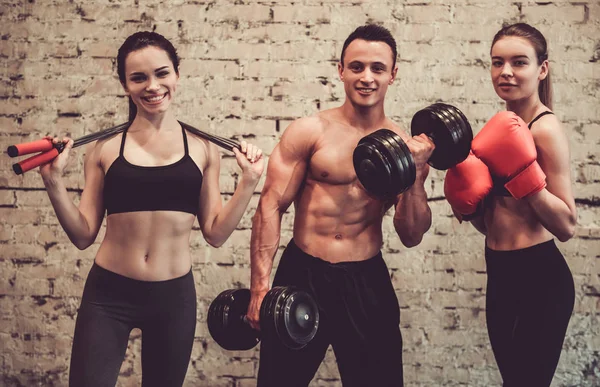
119, 128, 128, 156
528, 111, 554, 129
182, 126, 189, 155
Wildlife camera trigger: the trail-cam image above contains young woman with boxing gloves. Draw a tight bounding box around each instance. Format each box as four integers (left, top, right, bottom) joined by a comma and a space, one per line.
444, 23, 576, 386
40, 32, 264, 386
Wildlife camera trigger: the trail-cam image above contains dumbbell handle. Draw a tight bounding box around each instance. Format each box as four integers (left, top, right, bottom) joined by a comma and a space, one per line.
410, 131, 436, 145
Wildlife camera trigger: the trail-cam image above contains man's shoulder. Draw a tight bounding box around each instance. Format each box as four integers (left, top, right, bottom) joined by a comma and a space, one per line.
288, 114, 329, 132
281, 114, 329, 144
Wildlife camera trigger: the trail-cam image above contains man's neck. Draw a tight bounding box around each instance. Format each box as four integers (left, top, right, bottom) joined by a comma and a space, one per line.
339, 99, 388, 131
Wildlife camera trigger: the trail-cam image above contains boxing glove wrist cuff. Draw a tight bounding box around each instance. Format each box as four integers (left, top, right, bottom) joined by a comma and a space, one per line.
452, 200, 484, 223
504, 161, 547, 199
461, 202, 483, 222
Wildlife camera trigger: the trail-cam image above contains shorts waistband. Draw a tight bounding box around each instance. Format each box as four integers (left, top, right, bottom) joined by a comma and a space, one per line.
89, 261, 193, 292
285, 239, 383, 272
485, 239, 557, 260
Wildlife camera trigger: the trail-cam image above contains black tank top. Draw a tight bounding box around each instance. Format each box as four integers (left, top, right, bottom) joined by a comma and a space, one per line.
104, 125, 203, 215
491, 111, 553, 196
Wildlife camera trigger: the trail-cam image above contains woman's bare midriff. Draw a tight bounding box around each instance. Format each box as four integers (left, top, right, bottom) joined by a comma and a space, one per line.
485, 196, 554, 251
95, 211, 196, 281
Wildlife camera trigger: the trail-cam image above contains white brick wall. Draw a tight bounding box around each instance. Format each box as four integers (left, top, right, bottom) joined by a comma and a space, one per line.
0, 1, 598, 386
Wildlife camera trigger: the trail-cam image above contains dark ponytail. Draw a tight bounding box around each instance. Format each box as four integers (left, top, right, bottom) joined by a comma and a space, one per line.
128, 97, 137, 122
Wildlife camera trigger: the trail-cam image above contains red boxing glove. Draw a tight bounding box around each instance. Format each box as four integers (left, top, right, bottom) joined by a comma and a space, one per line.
471, 111, 546, 199
444, 152, 493, 222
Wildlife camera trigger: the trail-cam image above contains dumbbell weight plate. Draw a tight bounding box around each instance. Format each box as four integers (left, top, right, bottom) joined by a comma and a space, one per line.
216, 289, 238, 340
383, 130, 416, 193
208, 289, 260, 351
432, 104, 472, 168
274, 287, 319, 349
353, 129, 416, 198
208, 289, 237, 349
427, 104, 471, 168
207, 290, 230, 346
430, 105, 469, 165
443, 104, 473, 150
411, 106, 456, 170
370, 130, 413, 189
411, 104, 472, 170
430, 104, 463, 144
352, 135, 395, 198
259, 286, 285, 345
220, 289, 257, 350
430, 103, 472, 159
367, 130, 407, 196
260, 286, 320, 350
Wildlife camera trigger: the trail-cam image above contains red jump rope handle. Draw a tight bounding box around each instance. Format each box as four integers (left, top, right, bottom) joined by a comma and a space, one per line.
7, 138, 54, 157
12, 148, 60, 175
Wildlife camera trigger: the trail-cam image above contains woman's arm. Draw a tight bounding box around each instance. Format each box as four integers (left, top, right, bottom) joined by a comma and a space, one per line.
40, 138, 106, 250
469, 213, 488, 235
525, 117, 577, 242
196, 141, 264, 247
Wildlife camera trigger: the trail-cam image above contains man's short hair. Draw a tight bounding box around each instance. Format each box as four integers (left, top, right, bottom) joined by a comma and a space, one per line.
340, 24, 397, 69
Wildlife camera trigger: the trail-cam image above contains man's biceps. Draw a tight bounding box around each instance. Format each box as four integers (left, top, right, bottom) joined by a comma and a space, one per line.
268, 154, 300, 177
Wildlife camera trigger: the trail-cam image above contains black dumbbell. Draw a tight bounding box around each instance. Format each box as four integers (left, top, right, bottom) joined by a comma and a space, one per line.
207, 286, 320, 351
353, 103, 473, 199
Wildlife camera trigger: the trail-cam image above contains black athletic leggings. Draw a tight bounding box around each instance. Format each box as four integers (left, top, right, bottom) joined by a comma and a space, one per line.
257, 239, 404, 387
69, 262, 197, 387
485, 239, 575, 387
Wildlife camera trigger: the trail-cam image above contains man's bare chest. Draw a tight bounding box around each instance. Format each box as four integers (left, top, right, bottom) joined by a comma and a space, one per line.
308, 141, 359, 185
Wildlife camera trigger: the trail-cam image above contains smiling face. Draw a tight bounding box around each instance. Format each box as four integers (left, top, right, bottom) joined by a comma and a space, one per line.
490, 36, 548, 104
338, 39, 397, 109
122, 46, 179, 119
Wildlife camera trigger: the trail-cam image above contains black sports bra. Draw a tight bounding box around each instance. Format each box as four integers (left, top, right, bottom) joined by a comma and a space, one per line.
103, 124, 203, 215
491, 111, 554, 196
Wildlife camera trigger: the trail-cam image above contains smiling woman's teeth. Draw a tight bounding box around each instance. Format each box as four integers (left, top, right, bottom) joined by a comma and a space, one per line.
145, 94, 166, 102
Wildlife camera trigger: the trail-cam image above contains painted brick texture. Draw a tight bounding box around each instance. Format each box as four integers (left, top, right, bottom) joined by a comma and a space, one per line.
0, 0, 598, 386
